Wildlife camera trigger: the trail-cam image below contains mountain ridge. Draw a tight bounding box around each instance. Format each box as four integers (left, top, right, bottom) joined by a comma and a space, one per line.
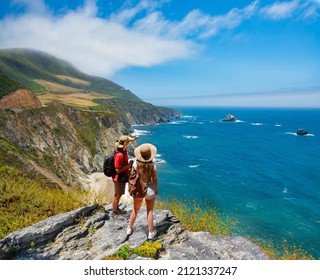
0, 48, 142, 103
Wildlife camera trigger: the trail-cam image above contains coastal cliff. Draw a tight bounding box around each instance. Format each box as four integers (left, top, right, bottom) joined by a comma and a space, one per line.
0, 203, 268, 260
0, 101, 178, 188
0, 48, 267, 261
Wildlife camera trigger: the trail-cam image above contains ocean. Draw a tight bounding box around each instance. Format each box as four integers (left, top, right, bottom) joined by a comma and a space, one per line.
132, 107, 320, 258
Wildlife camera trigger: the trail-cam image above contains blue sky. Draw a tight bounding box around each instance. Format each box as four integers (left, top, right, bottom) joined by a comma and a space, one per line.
0, 0, 319, 107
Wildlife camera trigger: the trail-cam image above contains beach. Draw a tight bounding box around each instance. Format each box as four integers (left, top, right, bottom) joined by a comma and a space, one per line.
86, 172, 133, 204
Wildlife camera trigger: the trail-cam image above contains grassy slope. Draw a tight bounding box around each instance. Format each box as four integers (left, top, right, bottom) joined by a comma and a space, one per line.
0, 70, 24, 98
0, 48, 142, 102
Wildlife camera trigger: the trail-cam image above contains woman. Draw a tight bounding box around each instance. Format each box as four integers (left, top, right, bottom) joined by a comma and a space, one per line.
127, 143, 158, 240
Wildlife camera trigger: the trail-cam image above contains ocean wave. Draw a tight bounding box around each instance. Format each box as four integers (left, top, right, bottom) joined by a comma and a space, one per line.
183, 135, 199, 139
169, 121, 186, 125
285, 132, 315, 137
219, 119, 245, 123
283, 188, 288, 194
154, 153, 166, 164
182, 115, 196, 119
189, 165, 199, 168
154, 158, 166, 164
251, 123, 263, 126
275, 124, 282, 127
132, 129, 151, 136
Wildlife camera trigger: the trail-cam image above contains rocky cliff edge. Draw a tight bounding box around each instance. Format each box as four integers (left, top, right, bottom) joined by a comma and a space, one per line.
0, 203, 268, 260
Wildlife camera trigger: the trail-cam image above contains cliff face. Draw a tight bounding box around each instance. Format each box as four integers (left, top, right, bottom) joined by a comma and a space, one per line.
0, 102, 128, 187
0, 203, 268, 260
0, 101, 179, 188
0, 88, 43, 110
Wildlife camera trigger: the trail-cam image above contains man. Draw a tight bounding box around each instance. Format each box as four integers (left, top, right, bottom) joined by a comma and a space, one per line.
111, 135, 138, 219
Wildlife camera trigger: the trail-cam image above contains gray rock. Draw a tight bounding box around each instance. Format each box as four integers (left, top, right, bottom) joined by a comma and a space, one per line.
0, 203, 268, 260
0, 204, 98, 259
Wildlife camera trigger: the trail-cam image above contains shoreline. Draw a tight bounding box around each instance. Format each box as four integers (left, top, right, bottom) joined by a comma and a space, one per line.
86, 172, 133, 204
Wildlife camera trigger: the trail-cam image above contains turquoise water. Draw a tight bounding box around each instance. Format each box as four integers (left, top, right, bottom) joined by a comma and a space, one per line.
133, 107, 320, 258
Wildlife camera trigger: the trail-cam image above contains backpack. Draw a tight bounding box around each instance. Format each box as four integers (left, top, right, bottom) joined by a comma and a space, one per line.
128, 168, 147, 198
103, 151, 120, 177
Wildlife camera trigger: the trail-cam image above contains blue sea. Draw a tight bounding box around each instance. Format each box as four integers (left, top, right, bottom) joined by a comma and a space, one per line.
133, 107, 320, 258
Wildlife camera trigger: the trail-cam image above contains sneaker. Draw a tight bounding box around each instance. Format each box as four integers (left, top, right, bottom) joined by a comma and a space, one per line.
116, 208, 127, 214
148, 229, 157, 240
126, 227, 133, 235
122, 228, 133, 243
110, 211, 124, 220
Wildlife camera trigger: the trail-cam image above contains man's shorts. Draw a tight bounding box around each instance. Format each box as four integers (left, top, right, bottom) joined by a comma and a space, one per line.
114, 181, 126, 196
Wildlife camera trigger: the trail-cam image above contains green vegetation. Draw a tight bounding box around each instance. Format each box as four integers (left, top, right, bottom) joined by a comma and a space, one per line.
0, 166, 86, 239
256, 239, 314, 260
0, 48, 141, 102
156, 198, 237, 236
0, 70, 24, 98
104, 242, 163, 260
74, 113, 101, 156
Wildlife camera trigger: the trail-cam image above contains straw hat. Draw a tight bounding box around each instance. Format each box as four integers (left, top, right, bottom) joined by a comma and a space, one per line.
134, 143, 157, 162
115, 135, 135, 149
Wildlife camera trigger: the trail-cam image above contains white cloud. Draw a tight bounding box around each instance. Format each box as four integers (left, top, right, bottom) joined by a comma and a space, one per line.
132, 1, 259, 40
0, 0, 318, 78
0, 0, 259, 77
0, 0, 195, 77
260, 0, 319, 20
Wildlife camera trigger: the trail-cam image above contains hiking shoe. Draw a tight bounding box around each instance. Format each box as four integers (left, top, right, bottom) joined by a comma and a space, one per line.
116, 208, 127, 214
148, 229, 157, 240
126, 227, 133, 235
110, 211, 124, 220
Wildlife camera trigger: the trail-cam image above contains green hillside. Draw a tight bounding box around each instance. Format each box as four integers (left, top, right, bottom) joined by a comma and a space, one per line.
0, 48, 141, 102
0, 70, 24, 99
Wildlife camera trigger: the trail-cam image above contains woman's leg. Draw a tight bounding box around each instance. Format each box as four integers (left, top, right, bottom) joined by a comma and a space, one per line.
128, 198, 143, 230
145, 198, 156, 233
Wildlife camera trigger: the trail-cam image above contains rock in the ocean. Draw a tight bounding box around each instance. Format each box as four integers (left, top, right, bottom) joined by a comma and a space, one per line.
222, 114, 237, 122
296, 128, 308, 136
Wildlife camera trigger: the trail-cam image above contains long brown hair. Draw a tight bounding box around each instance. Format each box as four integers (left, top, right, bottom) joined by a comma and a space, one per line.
136, 161, 154, 183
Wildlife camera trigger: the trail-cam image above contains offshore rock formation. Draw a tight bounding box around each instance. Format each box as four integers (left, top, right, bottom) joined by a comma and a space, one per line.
222, 114, 237, 122
0, 203, 268, 260
296, 128, 308, 136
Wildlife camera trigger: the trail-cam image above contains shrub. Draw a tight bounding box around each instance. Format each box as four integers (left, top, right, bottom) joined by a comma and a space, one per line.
0, 166, 86, 239
156, 198, 237, 236
104, 242, 163, 260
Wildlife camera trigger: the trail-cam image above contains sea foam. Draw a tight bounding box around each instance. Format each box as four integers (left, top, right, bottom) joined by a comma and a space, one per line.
251, 123, 263, 126
183, 135, 199, 139
132, 129, 151, 136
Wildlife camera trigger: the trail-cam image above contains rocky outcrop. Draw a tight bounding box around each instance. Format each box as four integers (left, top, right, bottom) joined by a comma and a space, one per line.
0, 203, 268, 260
0, 88, 43, 110
222, 114, 237, 122
296, 128, 308, 136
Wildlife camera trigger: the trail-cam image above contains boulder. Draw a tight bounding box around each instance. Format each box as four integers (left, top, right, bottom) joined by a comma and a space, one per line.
222, 114, 237, 122
296, 128, 308, 136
